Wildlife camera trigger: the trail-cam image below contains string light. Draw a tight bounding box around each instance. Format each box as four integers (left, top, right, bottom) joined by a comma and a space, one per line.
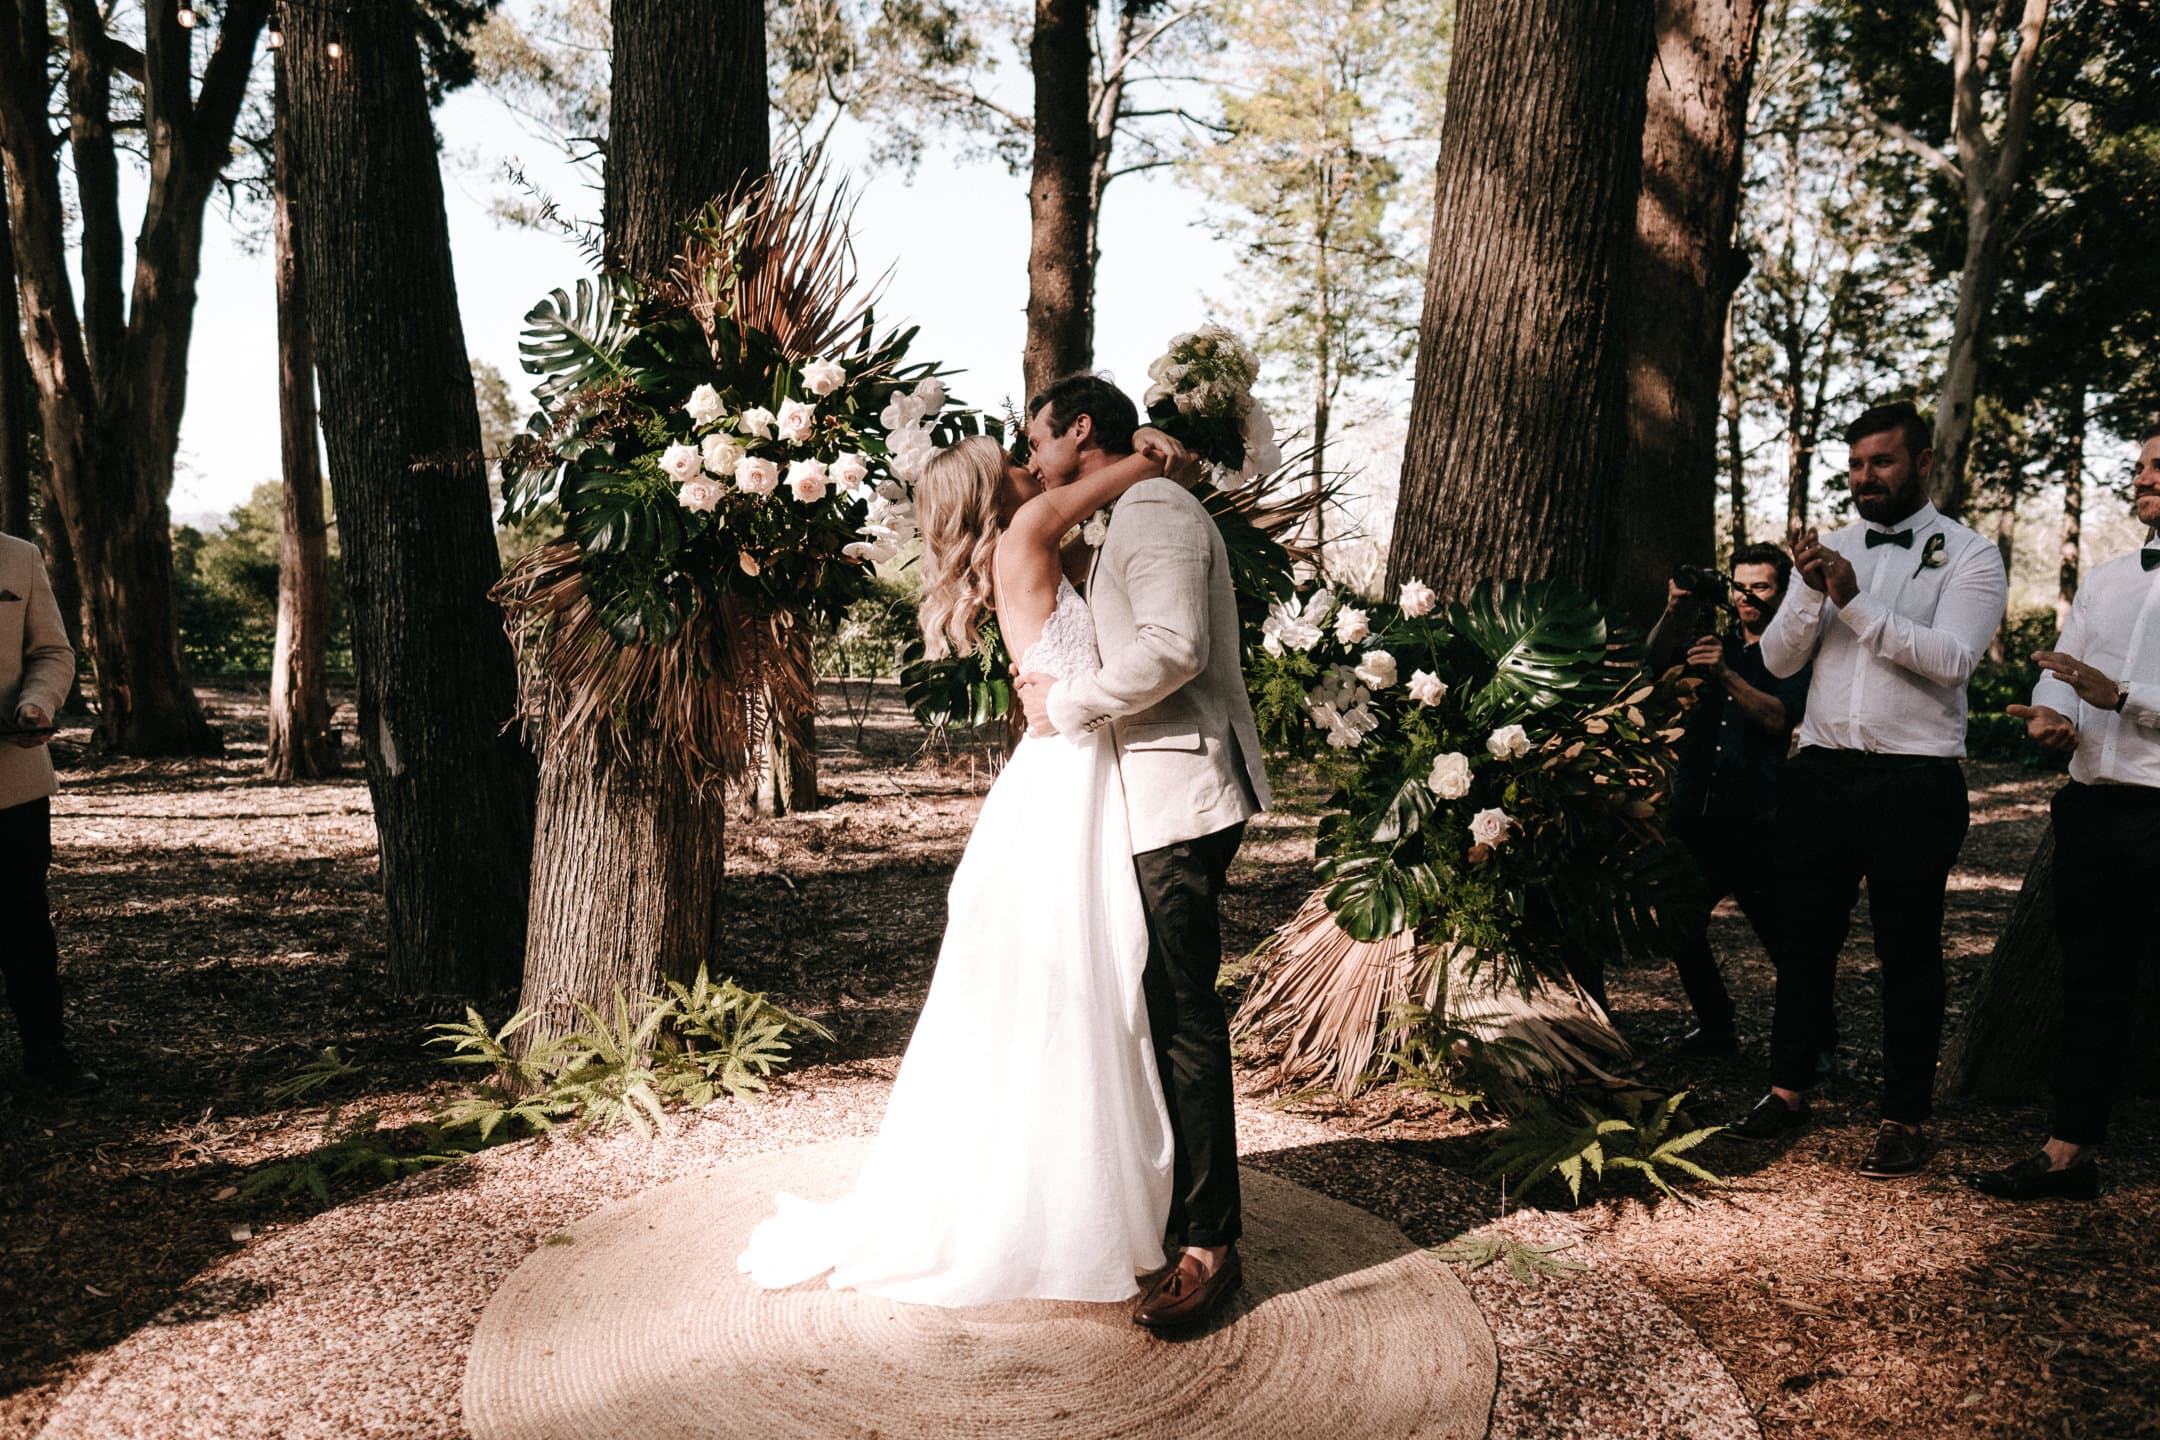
175, 3, 197, 27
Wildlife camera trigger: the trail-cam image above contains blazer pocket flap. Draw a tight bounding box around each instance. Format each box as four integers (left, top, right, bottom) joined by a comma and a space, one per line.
1122, 723, 1204, 753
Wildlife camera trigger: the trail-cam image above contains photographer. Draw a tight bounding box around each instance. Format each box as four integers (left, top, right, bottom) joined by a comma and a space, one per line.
1647, 544, 1810, 1058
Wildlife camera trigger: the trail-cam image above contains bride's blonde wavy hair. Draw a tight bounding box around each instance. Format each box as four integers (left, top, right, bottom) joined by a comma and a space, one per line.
914, 435, 1010, 660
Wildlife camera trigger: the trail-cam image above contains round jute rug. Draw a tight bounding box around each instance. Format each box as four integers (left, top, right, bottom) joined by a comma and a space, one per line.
463, 1137, 1497, 1440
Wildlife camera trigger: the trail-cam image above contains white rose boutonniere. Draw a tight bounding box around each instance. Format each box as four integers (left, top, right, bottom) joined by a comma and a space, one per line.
1917, 533, 1947, 572
1485, 724, 1530, 760
1080, 509, 1112, 547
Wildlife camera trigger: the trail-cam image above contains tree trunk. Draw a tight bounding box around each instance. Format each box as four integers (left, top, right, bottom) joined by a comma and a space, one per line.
0, 197, 29, 540
602, 0, 768, 279
1311, 231, 1332, 555
1612, 0, 1763, 623
1023, 0, 1095, 398
2055, 387, 2083, 635
516, 0, 770, 1032
749, 628, 817, 816
1387, 0, 1656, 597
265, 60, 337, 782
1723, 305, 1747, 555
1942, 829, 2160, 1102
285, 0, 536, 994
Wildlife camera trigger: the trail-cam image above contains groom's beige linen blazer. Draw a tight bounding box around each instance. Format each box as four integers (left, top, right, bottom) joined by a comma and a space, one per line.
1046, 476, 1271, 854
0, 533, 75, 812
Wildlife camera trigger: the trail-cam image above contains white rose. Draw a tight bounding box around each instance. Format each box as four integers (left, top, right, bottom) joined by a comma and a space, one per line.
1081, 513, 1110, 547
684, 384, 725, 428
676, 476, 722, 514
1353, 649, 1397, 690
787, 459, 830, 503
1486, 724, 1530, 760
1407, 669, 1447, 707
738, 407, 776, 439
913, 376, 947, 411
880, 391, 928, 431
734, 456, 780, 495
1426, 752, 1472, 800
701, 434, 743, 477
1238, 400, 1280, 477
776, 398, 817, 445
1469, 807, 1515, 847
830, 452, 870, 493
802, 358, 846, 397
1334, 606, 1371, 646
1398, 578, 1438, 618
659, 442, 702, 484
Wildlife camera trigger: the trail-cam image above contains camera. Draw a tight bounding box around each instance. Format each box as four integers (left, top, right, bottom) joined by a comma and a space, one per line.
1671, 562, 1736, 611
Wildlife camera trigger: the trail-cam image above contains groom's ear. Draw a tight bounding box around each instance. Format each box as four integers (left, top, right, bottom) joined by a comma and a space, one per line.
1069, 412, 1095, 450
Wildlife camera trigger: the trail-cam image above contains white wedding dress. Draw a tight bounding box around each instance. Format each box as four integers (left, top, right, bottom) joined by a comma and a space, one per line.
738, 579, 1174, 1305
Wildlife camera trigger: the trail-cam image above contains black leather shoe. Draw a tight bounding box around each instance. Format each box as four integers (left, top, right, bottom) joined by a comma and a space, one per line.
1968, 1152, 2100, 1202
1675, 1027, 1739, 1059
24, 1048, 102, 1097
1857, 1122, 1928, 1178
1726, 1092, 1807, 1140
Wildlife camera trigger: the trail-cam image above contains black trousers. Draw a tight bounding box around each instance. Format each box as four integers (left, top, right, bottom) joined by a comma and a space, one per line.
2048, 781, 2160, 1146
1671, 810, 1783, 1034
1133, 821, 1244, 1249
1768, 751, 1969, 1123
0, 797, 64, 1059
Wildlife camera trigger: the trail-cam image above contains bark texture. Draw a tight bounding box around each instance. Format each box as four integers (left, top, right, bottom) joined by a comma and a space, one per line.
265, 62, 337, 782
1941, 831, 2160, 1102
0, 197, 29, 540
1612, 0, 1762, 622
0, 0, 262, 754
2055, 388, 2084, 634
1022, 0, 1096, 398
603, 0, 768, 279
285, 0, 536, 993
1387, 0, 1656, 598
517, 0, 771, 1033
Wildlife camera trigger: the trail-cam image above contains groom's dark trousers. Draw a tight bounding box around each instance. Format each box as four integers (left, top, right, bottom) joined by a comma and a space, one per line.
1133, 820, 1245, 1249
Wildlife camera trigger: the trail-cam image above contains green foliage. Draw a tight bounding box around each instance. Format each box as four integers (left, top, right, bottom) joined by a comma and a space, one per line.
1428, 1233, 1588, 1286
1482, 1091, 1723, 1205
264, 1046, 364, 1104
1376, 1000, 1540, 1113
240, 1107, 483, 1204
171, 483, 352, 675
818, 578, 921, 679
1967, 610, 2070, 769
899, 620, 1016, 731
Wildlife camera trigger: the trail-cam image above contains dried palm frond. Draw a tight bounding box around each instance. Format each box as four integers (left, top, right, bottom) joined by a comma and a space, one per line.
651, 160, 886, 365
1234, 889, 1634, 1100
494, 542, 815, 789
1207, 441, 1348, 572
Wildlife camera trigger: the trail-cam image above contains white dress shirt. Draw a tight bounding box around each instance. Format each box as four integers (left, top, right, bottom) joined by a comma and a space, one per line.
2033, 544, 2160, 788
1761, 503, 2008, 757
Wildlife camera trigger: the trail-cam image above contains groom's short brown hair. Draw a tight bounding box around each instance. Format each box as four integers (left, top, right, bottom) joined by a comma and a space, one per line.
1027, 373, 1138, 455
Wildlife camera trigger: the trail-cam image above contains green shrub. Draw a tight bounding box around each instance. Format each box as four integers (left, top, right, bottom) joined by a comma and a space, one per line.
1482, 1090, 1722, 1203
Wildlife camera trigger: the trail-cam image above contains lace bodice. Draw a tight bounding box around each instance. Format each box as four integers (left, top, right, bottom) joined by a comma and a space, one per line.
1014, 579, 1099, 682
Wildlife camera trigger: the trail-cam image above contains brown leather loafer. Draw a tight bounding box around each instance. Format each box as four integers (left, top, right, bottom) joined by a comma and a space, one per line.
1133, 1247, 1243, 1330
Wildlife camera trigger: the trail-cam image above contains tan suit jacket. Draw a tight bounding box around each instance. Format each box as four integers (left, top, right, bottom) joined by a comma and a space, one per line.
0, 533, 75, 812
1047, 477, 1271, 854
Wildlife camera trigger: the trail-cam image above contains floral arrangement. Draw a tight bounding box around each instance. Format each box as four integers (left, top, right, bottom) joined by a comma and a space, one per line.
1142, 324, 1284, 484
1244, 574, 1693, 989
495, 164, 989, 782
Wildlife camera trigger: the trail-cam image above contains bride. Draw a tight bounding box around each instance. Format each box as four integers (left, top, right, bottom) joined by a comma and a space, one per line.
737, 426, 1194, 1306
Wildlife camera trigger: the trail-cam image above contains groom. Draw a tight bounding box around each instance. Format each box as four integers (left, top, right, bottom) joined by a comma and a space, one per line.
1015, 373, 1271, 1330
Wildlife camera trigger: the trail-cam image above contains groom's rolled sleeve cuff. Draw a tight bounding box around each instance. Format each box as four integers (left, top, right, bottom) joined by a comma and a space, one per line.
1045, 676, 1103, 737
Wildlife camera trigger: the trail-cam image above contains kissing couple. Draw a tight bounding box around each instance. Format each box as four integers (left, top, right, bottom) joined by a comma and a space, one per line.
739, 373, 1271, 1331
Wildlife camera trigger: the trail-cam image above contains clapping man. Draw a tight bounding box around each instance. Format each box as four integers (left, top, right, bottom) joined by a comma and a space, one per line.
0, 530, 95, 1093
1725, 402, 2007, 1178
1973, 426, 2160, 1201
1647, 545, 1811, 1057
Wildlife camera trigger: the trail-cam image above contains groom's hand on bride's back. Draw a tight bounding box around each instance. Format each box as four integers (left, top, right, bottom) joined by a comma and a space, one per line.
1015, 671, 1059, 735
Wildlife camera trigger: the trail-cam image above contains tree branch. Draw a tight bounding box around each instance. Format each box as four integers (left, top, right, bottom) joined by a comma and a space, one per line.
908, 74, 1030, 134
1852, 96, 1963, 185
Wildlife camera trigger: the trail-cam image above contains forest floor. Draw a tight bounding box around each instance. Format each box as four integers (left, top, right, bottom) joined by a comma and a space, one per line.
2, 677, 2156, 1439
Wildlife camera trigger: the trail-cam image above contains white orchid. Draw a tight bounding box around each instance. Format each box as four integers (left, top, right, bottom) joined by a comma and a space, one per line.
676, 476, 722, 514
787, 459, 830, 503
1469, 807, 1516, 847
1486, 724, 1530, 760
1407, 669, 1448, 707
913, 376, 948, 411
1237, 399, 1281, 479
1307, 666, 1365, 713
700, 433, 743, 477
738, 406, 777, 439
1426, 752, 1472, 800
659, 442, 702, 484
776, 398, 817, 445
880, 391, 929, 431
1316, 700, 1380, 750
734, 456, 780, 495
1397, 578, 1437, 618
802, 357, 846, 397
684, 384, 726, 428
1262, 589, 1332, 655
1353, 649, 1398, 690
1334, 606, 1371, 646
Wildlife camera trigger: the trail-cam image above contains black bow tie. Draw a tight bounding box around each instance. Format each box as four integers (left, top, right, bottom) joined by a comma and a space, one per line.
1866, 529, 1915, 549
2143, 547, 2160, 572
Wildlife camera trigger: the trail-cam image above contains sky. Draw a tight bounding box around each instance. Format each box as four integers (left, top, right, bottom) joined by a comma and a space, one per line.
164, 71, 1260, 526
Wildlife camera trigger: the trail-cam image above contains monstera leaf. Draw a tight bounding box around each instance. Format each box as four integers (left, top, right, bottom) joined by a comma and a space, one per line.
1447, 579, 1611, 722
899, 626, 1015, 732
521, 278, 632, 406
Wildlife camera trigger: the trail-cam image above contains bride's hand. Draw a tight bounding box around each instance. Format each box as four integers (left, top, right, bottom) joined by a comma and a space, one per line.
1133, 427, 1198, 486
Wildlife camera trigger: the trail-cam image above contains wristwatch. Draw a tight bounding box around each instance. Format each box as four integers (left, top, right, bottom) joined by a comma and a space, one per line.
2111, 679, 2131, 713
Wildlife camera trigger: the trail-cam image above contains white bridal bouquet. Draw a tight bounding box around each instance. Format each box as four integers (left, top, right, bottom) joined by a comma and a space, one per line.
1141, 324, 1284, 483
